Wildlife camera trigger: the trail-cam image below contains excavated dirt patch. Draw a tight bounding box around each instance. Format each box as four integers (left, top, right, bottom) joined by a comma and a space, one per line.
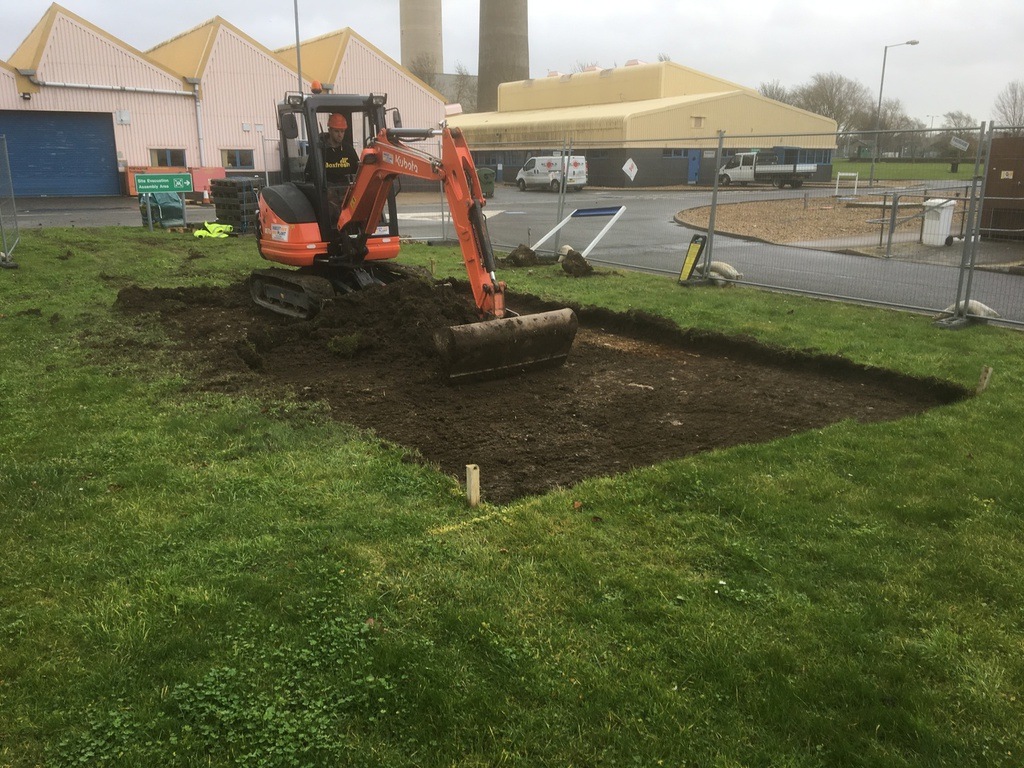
113, 279, 967, 504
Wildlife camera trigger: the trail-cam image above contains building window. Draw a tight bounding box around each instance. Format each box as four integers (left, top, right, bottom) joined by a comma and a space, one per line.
150, 148, 186, 167
662, 149, 686, 158
799, 148, 833, 164
221, 149, 255, 169
691, 116, 706, 129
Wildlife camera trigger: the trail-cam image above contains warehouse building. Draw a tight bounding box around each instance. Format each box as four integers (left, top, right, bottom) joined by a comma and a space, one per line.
0, 3, 444, 197
450, 60, 839, 187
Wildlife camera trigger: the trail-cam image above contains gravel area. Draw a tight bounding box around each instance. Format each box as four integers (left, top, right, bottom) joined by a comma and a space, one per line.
677, 196, 937, 244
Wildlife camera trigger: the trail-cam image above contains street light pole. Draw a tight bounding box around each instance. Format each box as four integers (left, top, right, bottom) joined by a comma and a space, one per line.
869, 39, 919, 187
293, 0, 303, 95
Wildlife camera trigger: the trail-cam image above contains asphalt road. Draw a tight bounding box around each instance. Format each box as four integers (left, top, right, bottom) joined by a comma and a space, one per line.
12, 196, 209, 229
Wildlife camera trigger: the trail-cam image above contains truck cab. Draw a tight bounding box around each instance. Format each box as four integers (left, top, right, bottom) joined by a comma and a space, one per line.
718, 153, 759, 186
721, 154, 754, 171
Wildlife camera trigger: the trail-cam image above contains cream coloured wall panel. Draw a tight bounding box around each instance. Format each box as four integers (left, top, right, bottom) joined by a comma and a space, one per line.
198, 30, 307, 172
40, 16, 183, 91
336, 37, 444, 129
0, 68, 20, 109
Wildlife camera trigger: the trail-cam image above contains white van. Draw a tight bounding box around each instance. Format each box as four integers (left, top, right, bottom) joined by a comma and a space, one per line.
516, 155, 588, 192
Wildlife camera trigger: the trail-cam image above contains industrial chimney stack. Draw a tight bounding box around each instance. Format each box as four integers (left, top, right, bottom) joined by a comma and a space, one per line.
399, 0, 529, 112
400, 0, 444, 80
477, 0, 529, 112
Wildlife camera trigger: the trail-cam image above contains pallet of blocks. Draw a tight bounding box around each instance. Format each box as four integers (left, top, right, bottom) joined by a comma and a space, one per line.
210, 177, 263, 234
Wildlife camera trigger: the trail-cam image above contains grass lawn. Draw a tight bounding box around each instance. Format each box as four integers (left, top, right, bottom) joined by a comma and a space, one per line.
832, 159, 979, 183
1, 226, 1022, 767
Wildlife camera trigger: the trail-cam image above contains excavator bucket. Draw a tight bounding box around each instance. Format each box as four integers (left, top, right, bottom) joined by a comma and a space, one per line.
434, 308, 578, 383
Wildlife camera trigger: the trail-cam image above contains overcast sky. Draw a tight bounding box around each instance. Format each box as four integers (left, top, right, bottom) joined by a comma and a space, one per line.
3, 0, 1022, 126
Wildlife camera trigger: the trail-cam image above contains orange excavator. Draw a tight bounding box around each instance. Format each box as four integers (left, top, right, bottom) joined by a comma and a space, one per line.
251, 91, 577, 382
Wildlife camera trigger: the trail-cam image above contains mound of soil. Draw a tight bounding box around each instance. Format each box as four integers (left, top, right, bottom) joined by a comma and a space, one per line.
561, 250, 594, 277
113, 279, 967, 504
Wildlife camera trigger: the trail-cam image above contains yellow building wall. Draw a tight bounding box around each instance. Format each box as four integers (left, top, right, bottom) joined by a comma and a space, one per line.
624, 94, 837, 149
453, 92, 837, 151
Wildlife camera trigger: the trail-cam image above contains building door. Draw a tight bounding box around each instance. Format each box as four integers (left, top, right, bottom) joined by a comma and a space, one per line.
687, 151, 701, 184
0, 111, 120, 196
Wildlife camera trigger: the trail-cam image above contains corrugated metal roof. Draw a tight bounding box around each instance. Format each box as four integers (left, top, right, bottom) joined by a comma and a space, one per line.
146, 20, 220, 81
496, 61, 757, 112
457, 93, 732, 126
451, 59, 838, 151
274, 29, 351, 87
451, 90, 838, 150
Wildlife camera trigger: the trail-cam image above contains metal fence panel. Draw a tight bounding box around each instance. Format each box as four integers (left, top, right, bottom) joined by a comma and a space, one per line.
403, 124, 1024, 327
0, 136, 19, 265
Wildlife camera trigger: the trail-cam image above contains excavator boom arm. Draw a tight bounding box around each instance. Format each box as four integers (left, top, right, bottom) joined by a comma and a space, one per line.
336, 127, 505, 319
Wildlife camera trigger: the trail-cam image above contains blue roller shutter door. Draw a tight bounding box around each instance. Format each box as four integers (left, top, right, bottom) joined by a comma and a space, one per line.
0, 111, 120, 196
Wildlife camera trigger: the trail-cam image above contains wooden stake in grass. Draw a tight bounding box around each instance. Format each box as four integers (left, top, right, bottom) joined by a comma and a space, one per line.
976, 365, 994, 394
466, 464, 481, 507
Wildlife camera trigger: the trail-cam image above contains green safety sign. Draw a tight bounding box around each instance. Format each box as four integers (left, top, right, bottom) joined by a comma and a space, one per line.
136, 173, 193, 193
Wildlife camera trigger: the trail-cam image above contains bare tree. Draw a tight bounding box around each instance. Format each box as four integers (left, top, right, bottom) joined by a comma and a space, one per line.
994, 80, 1024, 135
872, 98, 917, 156
451, 62, 476, 113
790, 72, 872, 133
943, 110, 977, 130
571, 60, 600, 73
758, 79, 790, 104
943, 110, 979, 155
876, 98, 914, 131
657, 53, 671, 62
407, 53, 438, 89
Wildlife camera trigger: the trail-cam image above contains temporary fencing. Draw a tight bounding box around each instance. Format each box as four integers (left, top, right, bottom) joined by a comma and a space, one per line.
412, 122, 1024, 329
0, 136, 19, 267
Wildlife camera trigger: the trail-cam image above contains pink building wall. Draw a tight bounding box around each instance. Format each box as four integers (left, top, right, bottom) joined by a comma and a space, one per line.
1, 8, 447, 193
5, 12, 199, 177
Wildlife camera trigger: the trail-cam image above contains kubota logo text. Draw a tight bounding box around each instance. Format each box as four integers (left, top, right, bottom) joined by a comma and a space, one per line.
383, 151, 420, 174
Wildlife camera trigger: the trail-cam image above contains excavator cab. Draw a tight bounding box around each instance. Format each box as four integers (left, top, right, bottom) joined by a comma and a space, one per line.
264, 93, 399, 264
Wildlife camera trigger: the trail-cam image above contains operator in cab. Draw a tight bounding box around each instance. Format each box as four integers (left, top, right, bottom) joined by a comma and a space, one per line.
308, 112, 360, 183
307, 112, 361, 228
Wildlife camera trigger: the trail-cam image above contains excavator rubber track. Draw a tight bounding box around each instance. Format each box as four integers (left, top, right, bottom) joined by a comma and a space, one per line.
249, 268, 337, 320
249, 264, 426, 320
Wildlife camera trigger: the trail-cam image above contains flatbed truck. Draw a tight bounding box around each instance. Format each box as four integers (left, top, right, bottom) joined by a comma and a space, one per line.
718, 152, 817, 188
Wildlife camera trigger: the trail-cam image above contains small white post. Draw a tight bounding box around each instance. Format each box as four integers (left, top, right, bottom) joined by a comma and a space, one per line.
466, 464, 481, 507
976, 365, 994, 394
